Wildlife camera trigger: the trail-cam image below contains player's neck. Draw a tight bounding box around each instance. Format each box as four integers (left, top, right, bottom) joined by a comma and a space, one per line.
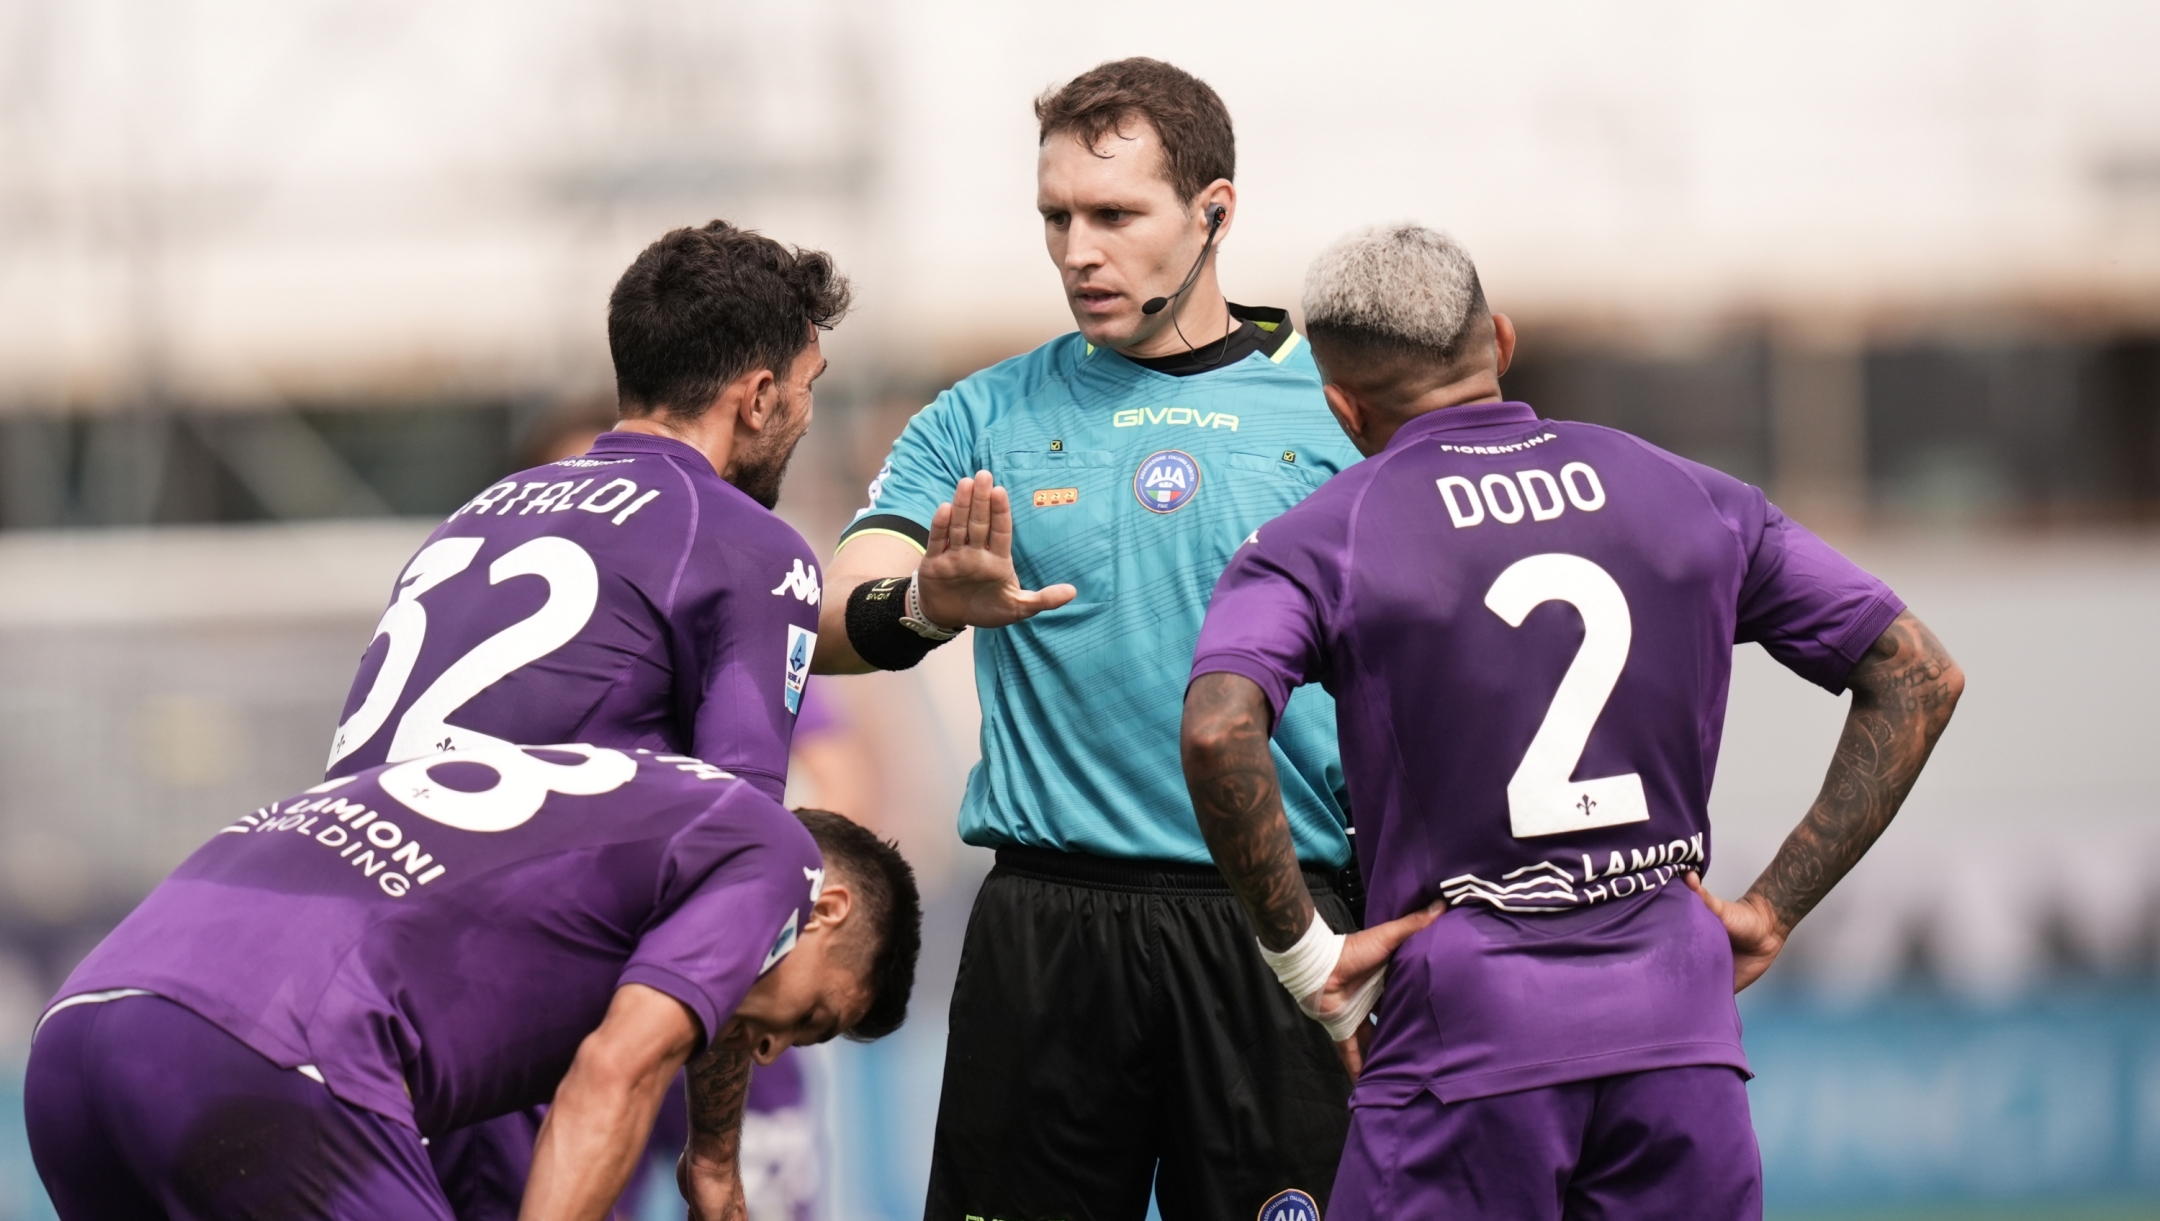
612, 414, 733, 479
1117, 287, 1233, 360
1360, 378, 1506, 453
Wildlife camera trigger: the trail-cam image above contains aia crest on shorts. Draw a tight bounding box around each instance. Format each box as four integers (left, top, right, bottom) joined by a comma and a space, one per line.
1134, 449, 1201, 513
1257, 1187, 1320, 1221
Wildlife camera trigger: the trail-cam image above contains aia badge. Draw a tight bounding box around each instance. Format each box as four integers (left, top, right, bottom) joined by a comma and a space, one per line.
1257, 1188, 1320, 1221
784, 624, 814, 714
1134, 449, 1201, 513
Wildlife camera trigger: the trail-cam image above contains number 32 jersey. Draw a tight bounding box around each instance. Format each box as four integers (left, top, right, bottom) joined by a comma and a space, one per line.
1191, 400, 1904, 1104
325, 431, 823, 798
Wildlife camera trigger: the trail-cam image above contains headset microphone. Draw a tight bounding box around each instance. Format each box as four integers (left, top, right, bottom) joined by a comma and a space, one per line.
1141, 203, 1229, 316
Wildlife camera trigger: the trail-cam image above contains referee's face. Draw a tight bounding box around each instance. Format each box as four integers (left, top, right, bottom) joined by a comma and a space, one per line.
1038, 123, 1200, 351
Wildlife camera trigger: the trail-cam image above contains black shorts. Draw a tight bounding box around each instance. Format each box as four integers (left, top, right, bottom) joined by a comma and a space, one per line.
926, 847, 1356, 1221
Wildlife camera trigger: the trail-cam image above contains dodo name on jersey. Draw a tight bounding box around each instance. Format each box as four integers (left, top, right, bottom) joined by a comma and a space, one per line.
1436, 462, 1608, 529
453, 476, 661, 525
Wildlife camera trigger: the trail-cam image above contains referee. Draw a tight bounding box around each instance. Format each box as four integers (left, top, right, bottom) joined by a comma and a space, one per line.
814, 59, 1361, 1221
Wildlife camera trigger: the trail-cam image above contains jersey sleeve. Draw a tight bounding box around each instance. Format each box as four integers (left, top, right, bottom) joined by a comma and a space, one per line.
617, 791, 821, 1046
837, 388, 981, 551
1188, 489, 1355, 729
1733, 501, 1907, 692
1658, 445, 1907, 692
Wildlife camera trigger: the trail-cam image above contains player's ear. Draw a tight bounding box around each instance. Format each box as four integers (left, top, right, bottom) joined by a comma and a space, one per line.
804, 877, 853, 935
1492, 313, 1517, 377
1321, 382, 1367, 448
723, 366, 780, 434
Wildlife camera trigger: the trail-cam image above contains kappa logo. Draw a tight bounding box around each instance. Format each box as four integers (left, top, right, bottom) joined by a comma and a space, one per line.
1257, 1188, 1320, 1221
1033, 487, 1078, 507
771, 558, 822, 604
1134, 450, 1201, 514
784, 625, 814, 714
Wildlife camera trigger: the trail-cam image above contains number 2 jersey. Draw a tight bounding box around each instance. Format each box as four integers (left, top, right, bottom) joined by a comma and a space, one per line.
324, 431, 823, 796
1190, 400, 1905, 1104
47, 747, 821, 1135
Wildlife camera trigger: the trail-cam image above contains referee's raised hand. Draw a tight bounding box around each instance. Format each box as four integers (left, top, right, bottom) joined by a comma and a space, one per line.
916, 471, 1078, 629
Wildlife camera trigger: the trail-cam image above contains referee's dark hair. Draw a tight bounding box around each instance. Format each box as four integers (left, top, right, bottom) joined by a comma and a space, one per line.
607, 221, 851, 424
794, 808, 921, 1041
1036, 58, 1234, 204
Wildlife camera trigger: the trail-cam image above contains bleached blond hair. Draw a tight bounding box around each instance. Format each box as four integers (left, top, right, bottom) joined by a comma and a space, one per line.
1301, 223, 1486, 362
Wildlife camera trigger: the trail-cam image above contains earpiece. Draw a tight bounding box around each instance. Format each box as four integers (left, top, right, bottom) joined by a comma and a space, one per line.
1142, 204, 1231, 316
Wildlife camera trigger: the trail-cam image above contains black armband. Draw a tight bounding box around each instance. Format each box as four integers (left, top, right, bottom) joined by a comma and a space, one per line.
846, 577, 954, 671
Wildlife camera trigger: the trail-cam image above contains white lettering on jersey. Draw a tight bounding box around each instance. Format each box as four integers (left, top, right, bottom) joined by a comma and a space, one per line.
328, 537, 601, 772
1437, 832, 1706, 912
771, 559, 822, 605
805, 865, 826, 903
1112, 407, 1240, 432
452, 476, 659, 526
864, 459, 892, 509
1484, 554, 1648, 839
1437, 462, 1606, 529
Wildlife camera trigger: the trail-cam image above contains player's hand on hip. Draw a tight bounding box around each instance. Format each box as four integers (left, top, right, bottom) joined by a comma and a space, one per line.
916, 471, 1077, 628
1686, 872, 1786, 992
1318, 900, 1446, 1080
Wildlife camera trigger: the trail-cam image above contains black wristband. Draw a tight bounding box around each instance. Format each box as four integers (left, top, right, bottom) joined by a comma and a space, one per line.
845, 577, 950, 671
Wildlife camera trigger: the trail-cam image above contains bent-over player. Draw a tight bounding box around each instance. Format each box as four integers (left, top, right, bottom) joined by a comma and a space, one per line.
323, 220, 848, 1217
25, 745, 921, 1221
1183, 225, 1963, 1220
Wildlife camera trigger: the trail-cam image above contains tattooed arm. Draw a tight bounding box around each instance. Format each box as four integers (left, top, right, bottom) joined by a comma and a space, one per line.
1689, 610, 1964, 990
1183, 673, 1446, 1076
522, 984, 700, 1221
677, 1040, 753, 1221
1183, 672, 1315, 950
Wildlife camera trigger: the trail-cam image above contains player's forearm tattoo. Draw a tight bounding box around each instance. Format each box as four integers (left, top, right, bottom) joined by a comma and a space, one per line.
1183, 673, 1316, 951
684, 1041, 752, 1164
1746, 611, 1962, 933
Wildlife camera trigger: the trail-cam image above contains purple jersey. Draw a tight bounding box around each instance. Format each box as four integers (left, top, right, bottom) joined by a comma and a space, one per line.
325, 432, 822, 800
1191, 401, 1903, 1102
51, 746, 821, 1136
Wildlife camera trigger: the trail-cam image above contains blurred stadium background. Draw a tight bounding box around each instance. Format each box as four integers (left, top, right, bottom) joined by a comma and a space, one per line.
1, 1, 2158, 1217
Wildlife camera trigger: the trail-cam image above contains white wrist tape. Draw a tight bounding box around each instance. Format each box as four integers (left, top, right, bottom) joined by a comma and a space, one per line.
1257, 913, 1386, 1043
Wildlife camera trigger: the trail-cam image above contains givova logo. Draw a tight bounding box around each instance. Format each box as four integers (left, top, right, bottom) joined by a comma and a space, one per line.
1134, 449, 1201, 513
1257, 1188, 1320, 1221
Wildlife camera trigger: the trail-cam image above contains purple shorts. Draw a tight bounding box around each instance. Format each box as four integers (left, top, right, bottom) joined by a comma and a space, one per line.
26, 993, 450, 1221
1329, 1066, 1762, 1221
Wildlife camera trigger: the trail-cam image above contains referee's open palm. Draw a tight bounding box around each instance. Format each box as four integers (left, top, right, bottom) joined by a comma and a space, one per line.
916, 471, 1078, 629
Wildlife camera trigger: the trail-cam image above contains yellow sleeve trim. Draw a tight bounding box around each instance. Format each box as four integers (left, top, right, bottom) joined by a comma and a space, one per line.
837, 527, 928, 555
1270, 330, 1303, 364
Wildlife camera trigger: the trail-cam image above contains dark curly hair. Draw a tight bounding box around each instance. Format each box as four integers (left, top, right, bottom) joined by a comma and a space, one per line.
607, 220, 851, 422
1035, 57, 1234, 204
793, 809, 921, 1041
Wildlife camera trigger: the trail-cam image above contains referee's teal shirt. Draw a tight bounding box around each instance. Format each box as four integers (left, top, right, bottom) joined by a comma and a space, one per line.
841, 308, 1358, 867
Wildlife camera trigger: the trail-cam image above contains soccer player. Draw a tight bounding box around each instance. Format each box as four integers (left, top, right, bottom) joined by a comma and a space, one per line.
321, 220, 852, 1218
24, 744, 922, 1221
813, 59, 1395, 1221
1183, 224, 1964, 1220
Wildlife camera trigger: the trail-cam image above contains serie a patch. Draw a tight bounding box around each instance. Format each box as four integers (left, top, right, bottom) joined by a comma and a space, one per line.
1033, 487, 1079, 507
